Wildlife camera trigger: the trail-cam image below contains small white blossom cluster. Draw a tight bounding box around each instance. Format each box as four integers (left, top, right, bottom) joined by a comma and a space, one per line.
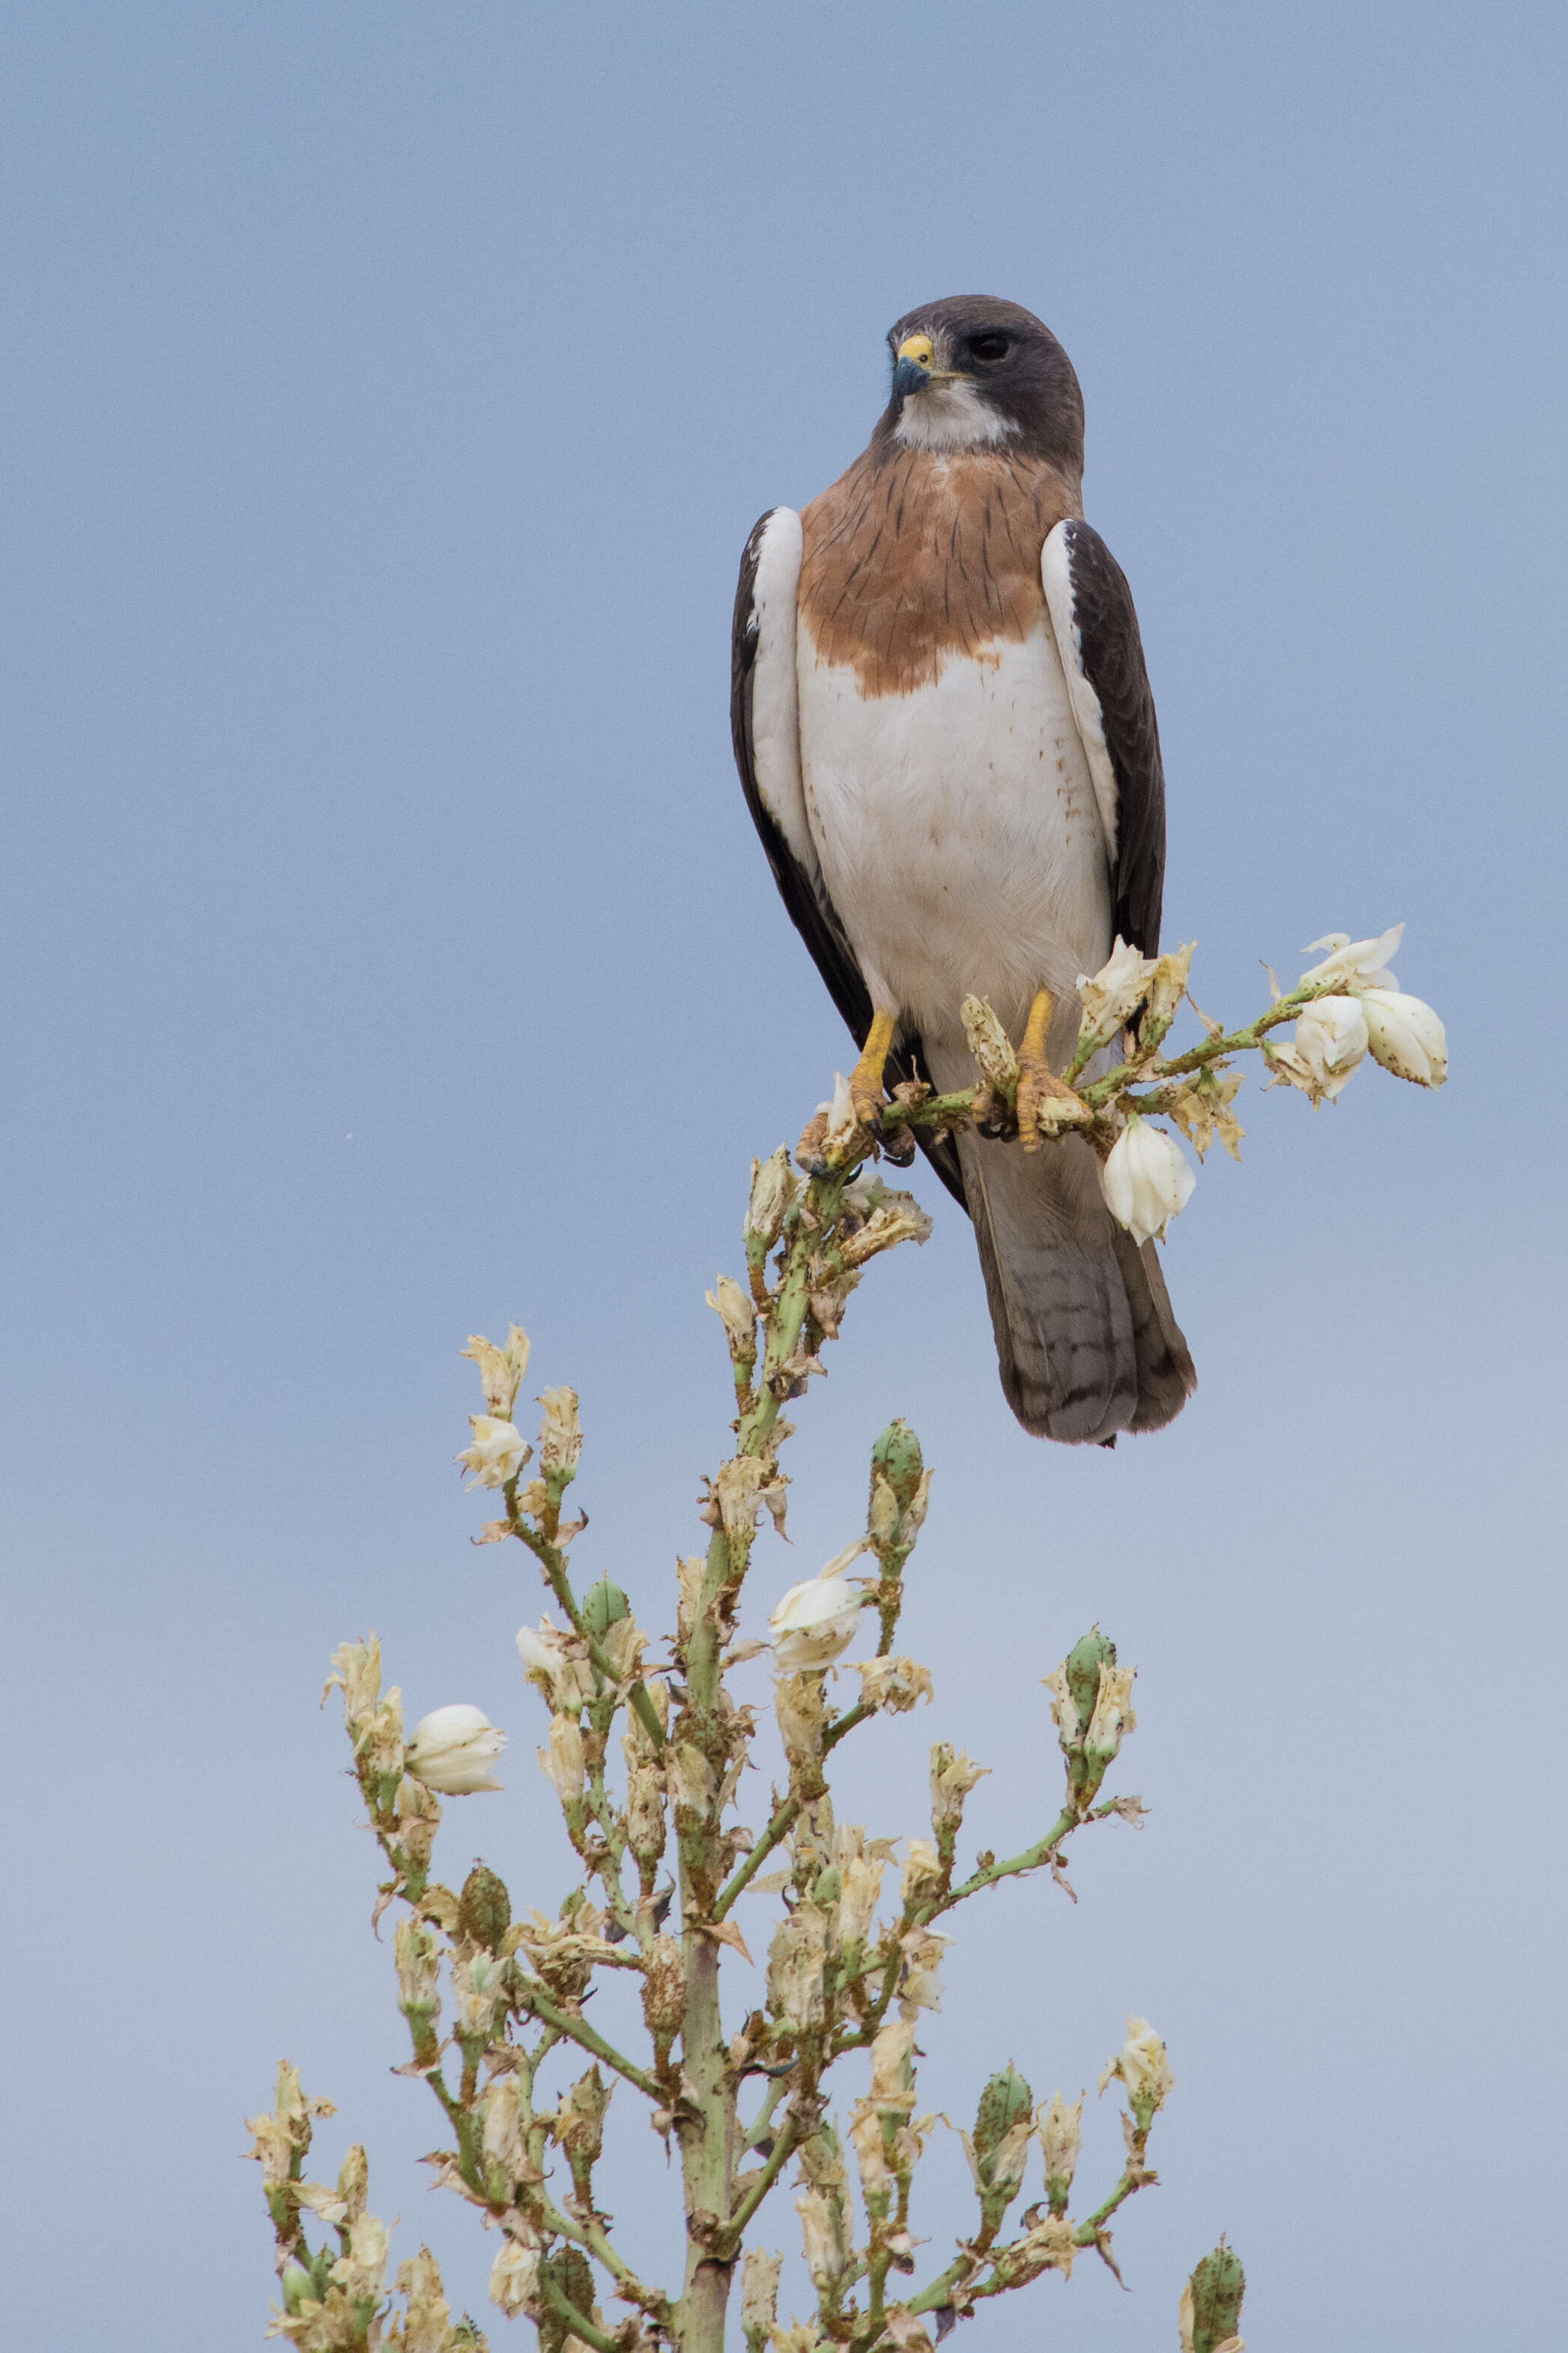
1023, 922, 1449, 1252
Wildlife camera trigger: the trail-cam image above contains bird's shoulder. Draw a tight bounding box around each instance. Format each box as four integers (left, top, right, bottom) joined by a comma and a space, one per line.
797, 444, 1080, 698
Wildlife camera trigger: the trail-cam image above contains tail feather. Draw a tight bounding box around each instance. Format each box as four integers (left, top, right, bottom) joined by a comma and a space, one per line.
957, 1126, 1196, 1444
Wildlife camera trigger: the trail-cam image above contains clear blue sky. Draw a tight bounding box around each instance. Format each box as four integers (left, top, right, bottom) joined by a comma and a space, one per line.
2, 6, 1564, 2347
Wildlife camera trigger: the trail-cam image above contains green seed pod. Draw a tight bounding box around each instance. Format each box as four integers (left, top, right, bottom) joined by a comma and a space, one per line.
279, 2263, 312, 2315
539, 2247, 598, 2353
1187, 2243, 1246, 2352
449, 2322, 488, 2351
871, 1419, 924, 1512
1065, 1627, 1117, 1735
582, 1576, 630, 1637
458, 1861, 512, 1953
972, 2064, 1033, 2172
812, 1863, 843, 1910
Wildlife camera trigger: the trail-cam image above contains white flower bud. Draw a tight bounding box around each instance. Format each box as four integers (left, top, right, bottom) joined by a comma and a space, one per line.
766, 1901, 829, 2035
515, 1618, 593, 1715
1098, 2014, 1174, 2123
1076, 936, 1159, 1048
857, 1656, 934, 1715
744, 1147, 796, 1250
838, 1184, 934, 1267
896, 1926, 947, 2017
774, 1670, 829, 1765
900, 1837, 944, 1912
706, 1273, 757, 1361
538, 1386, 582, 1481
331, 2212, 389, 2303
1299, 923, 1402, 990
1143, 941, 1194, 1033
394, 1915, 441, 2022
929, 1745, 988, 1839
796, 2185, 848, 2289
461, 1325, 531, 1419
334, 2144, 367, 2224
739, 2248, 783, 2343
1084, 1661, 1137, 1763
355, 1688, 405, 1787
838, 1844, 886, 1951
404, 1704, 506, 1794
770, 1567, 863, 1673
823, 1070, 856, 1144
456, 1416, 530, 1490
1100, 1116, 1196, 1245
395, 2248, 452, 2340
960, 994, 1020, 1092
1041, 1661, 1080, 1746
1038, 2091, 1083, 2206
1357, 988, 1447, 1087
481, 2073, 526, 2186
707, 1455, 790, 1543
488, 2239, 542, 2319
1286, 994, 1369, 1102
869, 2018, 919, 2109
537, 1713, 586, 1807
850, 2097, 895, 2200
453, 1951, 506, 2042
323, 1633, 382, 1726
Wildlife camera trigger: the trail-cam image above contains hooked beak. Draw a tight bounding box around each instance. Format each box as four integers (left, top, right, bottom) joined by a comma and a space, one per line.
892, 331, 960, 400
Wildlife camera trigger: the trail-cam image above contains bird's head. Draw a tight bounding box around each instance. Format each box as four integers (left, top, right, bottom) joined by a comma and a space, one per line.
879, 296, 1085, 472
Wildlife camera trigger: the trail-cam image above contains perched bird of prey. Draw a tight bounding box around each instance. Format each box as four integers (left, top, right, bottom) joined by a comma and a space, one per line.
730, 294, 1196, 1445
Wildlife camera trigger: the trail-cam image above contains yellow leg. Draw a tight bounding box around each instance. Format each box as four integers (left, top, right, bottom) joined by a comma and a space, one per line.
849, 1007, 897, 1131
1017, 986, 1089, 1153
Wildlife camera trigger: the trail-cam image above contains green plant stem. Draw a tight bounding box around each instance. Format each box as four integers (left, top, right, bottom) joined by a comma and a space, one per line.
711, 1701, 873, 1921
925, 1807, 1076, 1921
1073, 2148, 1153, 2243
716, 2112, 802, 2254
509, 1520, 668, 1756
510, 1975, 667, 2106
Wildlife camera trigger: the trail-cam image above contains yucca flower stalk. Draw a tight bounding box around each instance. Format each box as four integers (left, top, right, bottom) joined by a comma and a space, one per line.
252, 934, 1444, 2349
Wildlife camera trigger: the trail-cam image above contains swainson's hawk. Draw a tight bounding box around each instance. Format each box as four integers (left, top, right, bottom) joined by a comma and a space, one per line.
730, 294, 1195, 1444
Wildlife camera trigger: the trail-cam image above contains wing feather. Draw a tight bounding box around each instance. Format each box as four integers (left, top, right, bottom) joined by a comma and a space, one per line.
1041, 519, 1166, 957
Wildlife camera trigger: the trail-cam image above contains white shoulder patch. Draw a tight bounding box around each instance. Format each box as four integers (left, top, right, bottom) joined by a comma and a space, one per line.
1041, 522, 1119, 861
746, 507, 817, 879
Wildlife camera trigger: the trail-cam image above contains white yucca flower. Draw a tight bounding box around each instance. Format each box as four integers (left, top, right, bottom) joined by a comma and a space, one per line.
1358, 989, 1447, 1087
404, 1703, 506, 1794
769, 1557, 864, 1673
455, 1416, 530, 1490
1100, 1116, 1196, 1245
1289, 995, 1369, 1101
1077, 936, 1159, 1045
1299, 923, 1403, 989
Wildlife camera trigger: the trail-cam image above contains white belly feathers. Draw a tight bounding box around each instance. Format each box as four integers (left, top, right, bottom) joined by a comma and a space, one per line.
795, 614, 1113, 1045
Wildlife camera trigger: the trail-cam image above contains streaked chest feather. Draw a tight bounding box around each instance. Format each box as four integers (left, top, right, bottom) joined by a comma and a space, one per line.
796, 616, 1113, 1038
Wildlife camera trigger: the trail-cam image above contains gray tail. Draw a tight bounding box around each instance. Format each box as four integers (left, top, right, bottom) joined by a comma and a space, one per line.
957, 1126, 1196, 1445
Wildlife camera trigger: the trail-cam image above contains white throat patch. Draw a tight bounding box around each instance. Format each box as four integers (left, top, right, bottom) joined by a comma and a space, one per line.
892, 378, 1017, 452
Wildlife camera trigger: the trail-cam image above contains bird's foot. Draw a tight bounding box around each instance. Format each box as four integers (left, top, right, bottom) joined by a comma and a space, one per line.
798, 1014, 917, 1176
970, 1079, 1014, 1140
880, 1079, 926, 1168
847, 1007, 897, 1136
1017, 987, 1092, 1153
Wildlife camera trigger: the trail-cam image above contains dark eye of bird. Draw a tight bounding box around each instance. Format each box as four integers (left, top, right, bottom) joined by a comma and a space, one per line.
968, 331, 1010, 362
